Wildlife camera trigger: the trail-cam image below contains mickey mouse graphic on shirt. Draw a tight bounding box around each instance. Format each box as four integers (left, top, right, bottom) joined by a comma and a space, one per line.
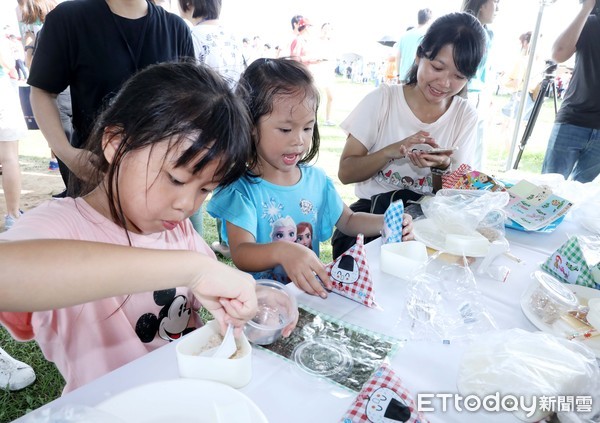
135, 289, 194, 343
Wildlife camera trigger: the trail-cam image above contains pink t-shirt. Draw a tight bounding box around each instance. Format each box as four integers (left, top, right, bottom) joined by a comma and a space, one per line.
0, 198, 214, 393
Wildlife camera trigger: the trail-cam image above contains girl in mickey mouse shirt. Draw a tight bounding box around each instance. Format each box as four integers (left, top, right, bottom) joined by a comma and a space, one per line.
0, 62, 257, 393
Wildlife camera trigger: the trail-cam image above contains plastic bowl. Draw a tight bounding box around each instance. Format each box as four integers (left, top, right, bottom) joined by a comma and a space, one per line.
244, 280, 298, 345
176, 320, 252, 388
380, 241, 428, 279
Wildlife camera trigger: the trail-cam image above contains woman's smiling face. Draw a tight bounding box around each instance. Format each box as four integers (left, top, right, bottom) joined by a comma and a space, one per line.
415, 44, 468, 105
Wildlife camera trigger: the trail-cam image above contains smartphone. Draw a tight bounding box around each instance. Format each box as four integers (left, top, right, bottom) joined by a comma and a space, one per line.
426, 146, 459, 155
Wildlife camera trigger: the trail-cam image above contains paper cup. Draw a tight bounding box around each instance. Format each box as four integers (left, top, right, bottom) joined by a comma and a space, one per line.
380, 241, 428, 280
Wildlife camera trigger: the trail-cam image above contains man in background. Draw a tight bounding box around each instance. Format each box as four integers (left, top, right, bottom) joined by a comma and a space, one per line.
395, 8, 433, 83
541, 0, 600, 182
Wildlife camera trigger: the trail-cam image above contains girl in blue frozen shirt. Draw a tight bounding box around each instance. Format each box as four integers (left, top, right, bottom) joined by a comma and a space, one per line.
208, 58, 414, 298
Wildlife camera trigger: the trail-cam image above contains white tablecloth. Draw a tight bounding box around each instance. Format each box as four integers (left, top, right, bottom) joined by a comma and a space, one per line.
15, 237, 567, 423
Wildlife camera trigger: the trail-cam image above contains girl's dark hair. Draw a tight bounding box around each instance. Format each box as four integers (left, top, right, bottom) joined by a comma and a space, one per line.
235, 58, 320, 176
405, 12, 486, 85
79, 61, 251, 232
178, 0, 221, 19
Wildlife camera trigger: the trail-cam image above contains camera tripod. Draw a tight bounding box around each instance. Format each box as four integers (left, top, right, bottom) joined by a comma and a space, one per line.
512, 63, 558, 169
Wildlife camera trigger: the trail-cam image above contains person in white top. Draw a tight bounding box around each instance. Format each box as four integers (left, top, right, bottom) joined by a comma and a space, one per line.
178, 0, 244, 87
178, 0, 244, 256
332, 12, 487, 258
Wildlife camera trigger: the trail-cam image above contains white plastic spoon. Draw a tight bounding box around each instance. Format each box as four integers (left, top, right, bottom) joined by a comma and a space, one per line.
211, 324, 236, 359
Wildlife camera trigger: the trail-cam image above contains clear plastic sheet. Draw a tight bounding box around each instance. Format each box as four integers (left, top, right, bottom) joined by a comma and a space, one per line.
402, 261, 497, 343
457, 328, 600, 423
421, 189, 509, 234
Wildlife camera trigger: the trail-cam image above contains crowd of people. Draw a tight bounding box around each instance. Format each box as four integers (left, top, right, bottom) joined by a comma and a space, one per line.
0, 0, 598, 414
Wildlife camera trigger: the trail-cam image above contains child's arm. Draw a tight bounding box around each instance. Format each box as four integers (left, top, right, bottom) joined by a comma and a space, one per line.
226, 222, 332, 298
335, 205, 415, 241
0, 240, 257, 331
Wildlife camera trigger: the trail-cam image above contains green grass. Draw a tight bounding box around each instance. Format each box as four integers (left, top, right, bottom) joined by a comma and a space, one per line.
1, 78, 552, 422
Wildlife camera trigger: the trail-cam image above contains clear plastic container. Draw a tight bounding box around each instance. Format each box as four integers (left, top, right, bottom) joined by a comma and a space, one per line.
292, 338, 353, 378
525, 271, 579, 324
244, 280, 297, 345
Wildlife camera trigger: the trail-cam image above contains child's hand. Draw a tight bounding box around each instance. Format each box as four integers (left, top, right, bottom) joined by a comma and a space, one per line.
279, 243, 331, 299
282, 306, 299, 338
401, 213, 414, 241
190, 262, 258, 335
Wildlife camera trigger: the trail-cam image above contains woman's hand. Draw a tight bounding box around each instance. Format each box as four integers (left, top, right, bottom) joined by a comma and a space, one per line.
383, 131, 435, 161
407, 149, 452, 169
279, 242, 331, 299
401, 213, 415, 241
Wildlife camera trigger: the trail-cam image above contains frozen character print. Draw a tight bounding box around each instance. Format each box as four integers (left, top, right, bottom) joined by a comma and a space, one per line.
365, 387, 412, 422
299, 199, 313, 215
270, 216, 297, 282
270, 216, 297, 243
376, 171, 386, 183
135, 289, 194, 343
331, 254, 360, 284
296, 221, 314, 250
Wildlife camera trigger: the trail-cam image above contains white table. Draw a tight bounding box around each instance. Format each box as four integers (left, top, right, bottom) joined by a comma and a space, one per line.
15, 238, 562, 423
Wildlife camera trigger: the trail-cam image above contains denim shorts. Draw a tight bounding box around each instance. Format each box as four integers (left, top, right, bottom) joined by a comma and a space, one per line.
541, 123, 600, 183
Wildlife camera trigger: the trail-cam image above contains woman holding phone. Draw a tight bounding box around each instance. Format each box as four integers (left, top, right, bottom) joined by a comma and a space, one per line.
332, 13, 486, 258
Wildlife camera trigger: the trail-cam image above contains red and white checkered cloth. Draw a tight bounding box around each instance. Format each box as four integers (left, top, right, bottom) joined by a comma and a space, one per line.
325, 234, 376, 308
441, 163, 472, 189
340, 364, 429, 423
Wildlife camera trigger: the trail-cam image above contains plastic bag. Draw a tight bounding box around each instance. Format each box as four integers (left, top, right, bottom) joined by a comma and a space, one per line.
457, 328, 600, 422
421, 189, 509, 234
403, 261, 497, 343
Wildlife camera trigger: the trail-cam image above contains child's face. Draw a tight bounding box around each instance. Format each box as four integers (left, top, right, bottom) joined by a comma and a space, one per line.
108, 139, 219, 234
255, 92, 316, 184
416, 44, 468, 105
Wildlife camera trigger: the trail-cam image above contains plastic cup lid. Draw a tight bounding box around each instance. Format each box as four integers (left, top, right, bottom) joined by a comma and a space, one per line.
533, 271, 578, 307
292, 338, 353, 377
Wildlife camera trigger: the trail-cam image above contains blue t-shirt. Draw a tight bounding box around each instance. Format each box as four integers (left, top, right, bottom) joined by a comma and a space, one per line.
207, 165, 344, 281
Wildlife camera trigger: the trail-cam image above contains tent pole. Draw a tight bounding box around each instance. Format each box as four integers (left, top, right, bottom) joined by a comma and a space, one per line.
505, 0, 549, 171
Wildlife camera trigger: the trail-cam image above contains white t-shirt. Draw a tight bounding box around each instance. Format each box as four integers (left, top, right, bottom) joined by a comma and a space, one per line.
340, 84, 477, 200
190, 22, 244, 86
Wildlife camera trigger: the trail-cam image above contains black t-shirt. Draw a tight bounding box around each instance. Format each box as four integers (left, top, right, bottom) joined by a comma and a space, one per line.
555, 15, 600, 129
28, 0, 195, 147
